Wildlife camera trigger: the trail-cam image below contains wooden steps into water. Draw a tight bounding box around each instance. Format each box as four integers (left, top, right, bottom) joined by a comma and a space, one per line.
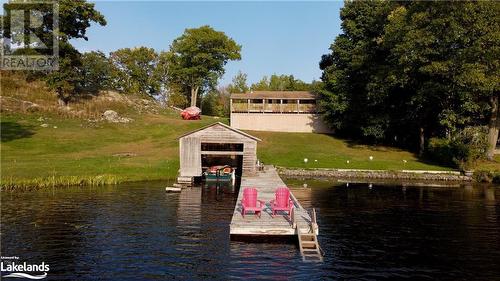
298, 232, 323, 262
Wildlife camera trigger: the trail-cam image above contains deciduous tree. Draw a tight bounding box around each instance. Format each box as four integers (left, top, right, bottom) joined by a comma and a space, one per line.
227, 71, 249, 93
109, 47, 159, 96
166, 25, 241, 107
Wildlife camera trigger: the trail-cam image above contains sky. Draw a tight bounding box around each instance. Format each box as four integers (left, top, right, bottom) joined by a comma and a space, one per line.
72, 1, 344, 85
2, 0, 344, 85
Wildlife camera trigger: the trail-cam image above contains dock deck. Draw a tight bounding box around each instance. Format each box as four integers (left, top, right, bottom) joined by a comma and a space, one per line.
229, 166, 317, 236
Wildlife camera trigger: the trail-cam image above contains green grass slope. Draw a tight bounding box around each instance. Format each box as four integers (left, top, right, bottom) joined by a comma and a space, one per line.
251, 131, 450, 171
1, 110, 453, 187
4, 74, 488, 188
1, 112, 224, 186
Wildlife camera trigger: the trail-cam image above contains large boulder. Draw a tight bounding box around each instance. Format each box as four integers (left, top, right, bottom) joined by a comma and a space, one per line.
102, 110, 132, 123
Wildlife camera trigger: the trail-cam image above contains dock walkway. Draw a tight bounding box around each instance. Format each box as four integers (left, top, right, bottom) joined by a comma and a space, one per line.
229, 166, 317, 236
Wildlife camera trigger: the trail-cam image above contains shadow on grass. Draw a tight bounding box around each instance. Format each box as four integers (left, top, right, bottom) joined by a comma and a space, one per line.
321, 133, 455, 169
320, 133, 403, 152
1, 121, 35, 142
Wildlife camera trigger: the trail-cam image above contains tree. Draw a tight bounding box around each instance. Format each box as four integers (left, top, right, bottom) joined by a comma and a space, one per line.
251, 74, 311, 91
227, 71, 249, 93
382, 1, 499, 156
154, 51, 173, 106
45, 0, 107, 105
2, 0, 106, 105
166, 25, 241, 107
201, 88, 230, 117
109, 47, 159, 96
319, 0, 396, 144
319, 0, 499, 158
45, 42, 83, 105
79, 51, 112, 93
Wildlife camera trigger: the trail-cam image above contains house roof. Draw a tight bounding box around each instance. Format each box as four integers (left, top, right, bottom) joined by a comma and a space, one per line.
230, 91, 316, 100
178, 122, 262, 141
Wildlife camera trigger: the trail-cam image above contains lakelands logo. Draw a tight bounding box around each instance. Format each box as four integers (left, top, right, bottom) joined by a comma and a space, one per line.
1, 257, 49, 280
1, 0, 59, 70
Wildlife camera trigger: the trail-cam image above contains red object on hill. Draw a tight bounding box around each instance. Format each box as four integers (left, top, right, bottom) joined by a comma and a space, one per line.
180, 106, 201, 120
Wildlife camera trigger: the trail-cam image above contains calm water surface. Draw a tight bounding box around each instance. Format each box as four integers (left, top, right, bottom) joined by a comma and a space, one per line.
1, 180, 499, 280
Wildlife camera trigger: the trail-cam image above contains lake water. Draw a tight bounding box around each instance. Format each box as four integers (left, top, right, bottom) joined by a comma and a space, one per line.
1, 180, 499, 280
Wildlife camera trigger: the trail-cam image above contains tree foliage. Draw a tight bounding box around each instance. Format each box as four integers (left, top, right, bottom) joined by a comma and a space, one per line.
165, 25, 241, 107
201, 87, 230, 117
80, 51, 112, 93
251, 74, 311, 91
109, 47, 159, 96
44, 0, 106, 104
319, 0, 500, 159
227, 71, 249, 93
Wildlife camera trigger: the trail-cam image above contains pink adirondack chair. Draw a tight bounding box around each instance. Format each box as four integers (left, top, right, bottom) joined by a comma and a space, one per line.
241, 188, 265, 218
271, 187, 294, 217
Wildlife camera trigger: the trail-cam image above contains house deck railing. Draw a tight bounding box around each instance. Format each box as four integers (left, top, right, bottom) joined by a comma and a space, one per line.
231, 100, 317, 113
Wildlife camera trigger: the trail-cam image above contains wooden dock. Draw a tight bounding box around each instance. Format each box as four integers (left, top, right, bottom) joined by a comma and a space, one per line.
229, 166, 318, 236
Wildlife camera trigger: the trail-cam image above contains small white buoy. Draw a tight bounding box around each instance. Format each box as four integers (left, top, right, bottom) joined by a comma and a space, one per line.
346, 183, 349, 187
304, 158, 308, 163
403, 160, 407, 163
346, 160, 350, 164
314, 159, 318, 162
368, 183, 373, 189
303, 183, 308, 188
369, 156, 373, 161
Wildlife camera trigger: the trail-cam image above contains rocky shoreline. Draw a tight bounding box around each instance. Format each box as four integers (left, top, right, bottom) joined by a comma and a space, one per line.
277, 167, 472, 182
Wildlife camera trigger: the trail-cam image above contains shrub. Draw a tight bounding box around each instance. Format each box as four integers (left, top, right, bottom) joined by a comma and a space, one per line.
473, 170, 493, 182
427, 126, 488, 170
473, 170, 500, 183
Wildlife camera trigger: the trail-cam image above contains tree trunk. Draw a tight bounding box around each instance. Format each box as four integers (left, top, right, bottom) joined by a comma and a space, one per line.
190, 86, 199, 107
419, 127, 425, 157
486, 95, 499, 160
56, 88, 68, 106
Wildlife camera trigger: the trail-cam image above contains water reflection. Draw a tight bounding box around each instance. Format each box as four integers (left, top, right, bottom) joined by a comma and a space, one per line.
288, 179, 500, 280
1, 180, 499, 280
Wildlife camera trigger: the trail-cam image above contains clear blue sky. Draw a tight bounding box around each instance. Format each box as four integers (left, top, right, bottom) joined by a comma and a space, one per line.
72, 1, 343, 85
1, 0, 343, 85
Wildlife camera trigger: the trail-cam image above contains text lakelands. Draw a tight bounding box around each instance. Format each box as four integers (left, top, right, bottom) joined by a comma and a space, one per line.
1, 262, 50, 272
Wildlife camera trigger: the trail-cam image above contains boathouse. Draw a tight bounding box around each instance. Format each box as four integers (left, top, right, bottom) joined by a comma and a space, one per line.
177, 122, 261, 184
230, 91, 333, 133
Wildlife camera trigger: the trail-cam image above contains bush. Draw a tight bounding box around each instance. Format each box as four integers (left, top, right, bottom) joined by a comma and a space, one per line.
427, 126, 488, 170
473, 170, 500, 183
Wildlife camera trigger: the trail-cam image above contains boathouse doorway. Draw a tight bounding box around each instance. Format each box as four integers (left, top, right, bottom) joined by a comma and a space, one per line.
178, 122, 261, 184
201, 154, 244, 179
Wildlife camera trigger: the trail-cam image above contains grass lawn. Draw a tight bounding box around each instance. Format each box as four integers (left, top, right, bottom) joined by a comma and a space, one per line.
1, 111, 224, 186
250, 131, 451, 171
1, 109, 460, 188
477, 155, 500, 172
3, 74, 499, 188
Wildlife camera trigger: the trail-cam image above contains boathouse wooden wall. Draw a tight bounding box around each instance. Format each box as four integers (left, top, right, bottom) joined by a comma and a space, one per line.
179, 123, 259, 178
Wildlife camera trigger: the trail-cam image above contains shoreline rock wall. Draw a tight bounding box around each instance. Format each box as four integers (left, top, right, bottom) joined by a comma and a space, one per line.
277, 167, 472, 182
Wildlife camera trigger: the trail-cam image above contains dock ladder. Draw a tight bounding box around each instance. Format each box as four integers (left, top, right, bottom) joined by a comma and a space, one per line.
293, 208, 324, 262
